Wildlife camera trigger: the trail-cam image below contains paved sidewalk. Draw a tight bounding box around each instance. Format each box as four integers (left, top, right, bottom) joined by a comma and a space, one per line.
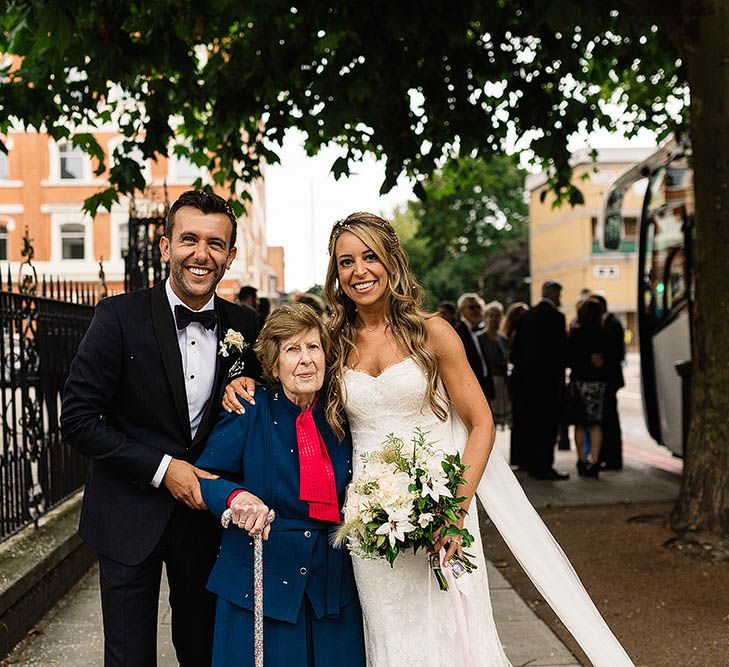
3, 558, 579, 667
4, 424, 679, 666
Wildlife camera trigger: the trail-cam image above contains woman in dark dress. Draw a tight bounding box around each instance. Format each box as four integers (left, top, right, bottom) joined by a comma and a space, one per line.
196, 304, 365, 666
567, 297, 611, 478
483, 301, 511, 429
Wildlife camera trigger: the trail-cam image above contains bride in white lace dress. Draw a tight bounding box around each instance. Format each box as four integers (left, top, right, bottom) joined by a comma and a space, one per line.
227, 212, 635, 666
321, 213, 635, 667
343, 356, 510, 665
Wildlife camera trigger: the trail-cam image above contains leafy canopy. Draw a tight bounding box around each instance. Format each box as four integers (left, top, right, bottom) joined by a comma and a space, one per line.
393, 154, 529, 304
0, 1, 685, 215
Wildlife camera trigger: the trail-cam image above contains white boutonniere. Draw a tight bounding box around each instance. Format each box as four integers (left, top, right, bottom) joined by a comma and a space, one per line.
218, 328, 249, 377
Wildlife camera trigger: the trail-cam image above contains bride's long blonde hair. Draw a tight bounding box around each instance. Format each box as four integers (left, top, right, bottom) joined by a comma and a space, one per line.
324, 212, 448, 440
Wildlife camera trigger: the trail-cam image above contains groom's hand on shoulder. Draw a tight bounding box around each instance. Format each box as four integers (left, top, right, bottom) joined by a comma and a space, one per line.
163, 459, 219, 510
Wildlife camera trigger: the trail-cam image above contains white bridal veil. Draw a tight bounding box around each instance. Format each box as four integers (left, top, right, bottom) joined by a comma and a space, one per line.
452, 413, 636, 667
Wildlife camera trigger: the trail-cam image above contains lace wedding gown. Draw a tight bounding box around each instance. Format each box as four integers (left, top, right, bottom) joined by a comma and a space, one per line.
343, 357, 634, 667
344, 357, 510, 666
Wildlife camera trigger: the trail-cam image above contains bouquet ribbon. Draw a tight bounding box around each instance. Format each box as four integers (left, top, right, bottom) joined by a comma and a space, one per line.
295, 401, 340, 523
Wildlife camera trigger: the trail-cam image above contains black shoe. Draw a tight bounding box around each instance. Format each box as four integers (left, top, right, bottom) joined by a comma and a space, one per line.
585, 463, 600, 479
576, 460, 589, 477
531, 468, 570, 481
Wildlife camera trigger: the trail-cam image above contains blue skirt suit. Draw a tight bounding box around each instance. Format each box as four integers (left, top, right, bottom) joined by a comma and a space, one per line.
196, 385, 365, 667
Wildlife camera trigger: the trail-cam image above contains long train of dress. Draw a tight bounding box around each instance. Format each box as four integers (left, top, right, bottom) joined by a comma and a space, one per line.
343, 357, 634, 667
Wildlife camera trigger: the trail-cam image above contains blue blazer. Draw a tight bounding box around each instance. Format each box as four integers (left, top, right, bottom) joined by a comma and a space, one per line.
196, 386, 358, 623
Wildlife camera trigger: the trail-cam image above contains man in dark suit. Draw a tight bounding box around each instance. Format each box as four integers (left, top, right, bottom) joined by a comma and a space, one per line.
510, 280, 569, 480
454, 292, 495, 401
61, 190, 261, 666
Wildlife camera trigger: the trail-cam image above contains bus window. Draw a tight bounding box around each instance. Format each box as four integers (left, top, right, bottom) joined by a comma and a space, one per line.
664, 246, 687, 312
645, 205, 685, 320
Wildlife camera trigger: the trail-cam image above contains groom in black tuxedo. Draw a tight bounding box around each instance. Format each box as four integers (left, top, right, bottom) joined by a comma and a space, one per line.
61, 190, 261, 666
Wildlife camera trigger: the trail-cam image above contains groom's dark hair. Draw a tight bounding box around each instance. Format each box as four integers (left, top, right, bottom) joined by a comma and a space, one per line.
165, 190, 238, 248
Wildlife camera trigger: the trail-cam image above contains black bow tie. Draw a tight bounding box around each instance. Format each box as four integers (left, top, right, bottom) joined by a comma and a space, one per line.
472, 324, 483, 333
174, 305, 217, 331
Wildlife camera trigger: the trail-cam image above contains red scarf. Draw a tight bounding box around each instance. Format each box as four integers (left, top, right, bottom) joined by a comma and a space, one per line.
295, 401, 340, 523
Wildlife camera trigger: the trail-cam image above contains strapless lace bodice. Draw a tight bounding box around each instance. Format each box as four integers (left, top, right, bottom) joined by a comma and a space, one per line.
342, 357, 511, 667
344, 358, 457, 473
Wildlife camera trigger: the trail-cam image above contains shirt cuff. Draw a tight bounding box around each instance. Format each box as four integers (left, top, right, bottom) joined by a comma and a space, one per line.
227, 488, 246, 507
151, 454, 172, 488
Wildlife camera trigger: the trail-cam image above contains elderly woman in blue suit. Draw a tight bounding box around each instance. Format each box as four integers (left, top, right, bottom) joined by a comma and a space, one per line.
196, 304, 365, 666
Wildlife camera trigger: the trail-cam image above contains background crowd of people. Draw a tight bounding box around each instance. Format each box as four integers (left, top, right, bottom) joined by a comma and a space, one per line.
440, 281, 626, 481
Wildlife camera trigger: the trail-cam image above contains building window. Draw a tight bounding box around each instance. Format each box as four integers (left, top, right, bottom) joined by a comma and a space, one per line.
0, 224, 7, 260
0, 151, 8, 180
60, 223, 85, 259
119, 220, 129, 259
59, 142, 85, 180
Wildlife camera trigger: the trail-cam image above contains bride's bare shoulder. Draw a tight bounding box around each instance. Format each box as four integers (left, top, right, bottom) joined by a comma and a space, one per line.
424, 315, 462, 355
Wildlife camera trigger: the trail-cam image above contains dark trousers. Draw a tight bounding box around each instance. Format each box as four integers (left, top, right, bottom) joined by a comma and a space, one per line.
98, 503, 220, 667
600, 389, 623, 468
517, 379, 561, 475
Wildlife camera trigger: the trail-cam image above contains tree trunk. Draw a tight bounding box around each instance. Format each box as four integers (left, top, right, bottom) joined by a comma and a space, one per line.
671, 0, 729, 533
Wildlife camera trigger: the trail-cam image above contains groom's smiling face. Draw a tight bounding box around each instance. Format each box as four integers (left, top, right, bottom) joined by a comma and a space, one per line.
160, 206, 237, 309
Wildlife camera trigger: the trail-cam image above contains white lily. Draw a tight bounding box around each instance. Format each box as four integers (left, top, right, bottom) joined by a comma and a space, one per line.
421, 474, 453, 502
375, 507, 416, 547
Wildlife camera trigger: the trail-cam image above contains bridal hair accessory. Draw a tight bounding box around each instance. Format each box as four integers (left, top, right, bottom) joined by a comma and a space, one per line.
328, 213, 400, 248
335, 428, 476, 591
218, 328, 249, 378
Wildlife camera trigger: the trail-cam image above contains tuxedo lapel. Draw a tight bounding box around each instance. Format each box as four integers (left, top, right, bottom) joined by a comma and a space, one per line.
151, 282, 191, 441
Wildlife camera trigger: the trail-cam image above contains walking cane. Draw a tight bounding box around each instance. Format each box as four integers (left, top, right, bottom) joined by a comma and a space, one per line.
253, 509, 276, 667
221, 507, 276, 667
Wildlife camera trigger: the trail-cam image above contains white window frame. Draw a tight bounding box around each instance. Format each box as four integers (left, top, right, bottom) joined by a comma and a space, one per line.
109, 210, 130, 262
50, 210, 94, 263
0, 137, 22, 187
44, 139, 100, 185
0, 216, 11, 261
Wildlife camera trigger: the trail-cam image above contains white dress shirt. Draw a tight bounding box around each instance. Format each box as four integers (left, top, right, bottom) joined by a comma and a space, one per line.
151, 280, 218, 487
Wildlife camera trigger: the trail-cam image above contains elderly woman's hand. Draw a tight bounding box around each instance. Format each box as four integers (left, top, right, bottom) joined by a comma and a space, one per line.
229, 490, 272, 540
222, 377, 257, 414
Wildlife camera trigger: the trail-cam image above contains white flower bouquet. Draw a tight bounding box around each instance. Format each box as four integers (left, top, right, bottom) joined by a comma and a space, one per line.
336, 428, 476, 590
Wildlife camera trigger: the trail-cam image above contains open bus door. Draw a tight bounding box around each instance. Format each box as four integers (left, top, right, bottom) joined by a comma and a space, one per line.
597, 139, 693, 456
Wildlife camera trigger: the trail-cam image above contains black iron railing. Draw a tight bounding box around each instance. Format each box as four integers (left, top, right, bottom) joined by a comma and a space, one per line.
0, 267, 96, 541
124, 216, 168, 292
